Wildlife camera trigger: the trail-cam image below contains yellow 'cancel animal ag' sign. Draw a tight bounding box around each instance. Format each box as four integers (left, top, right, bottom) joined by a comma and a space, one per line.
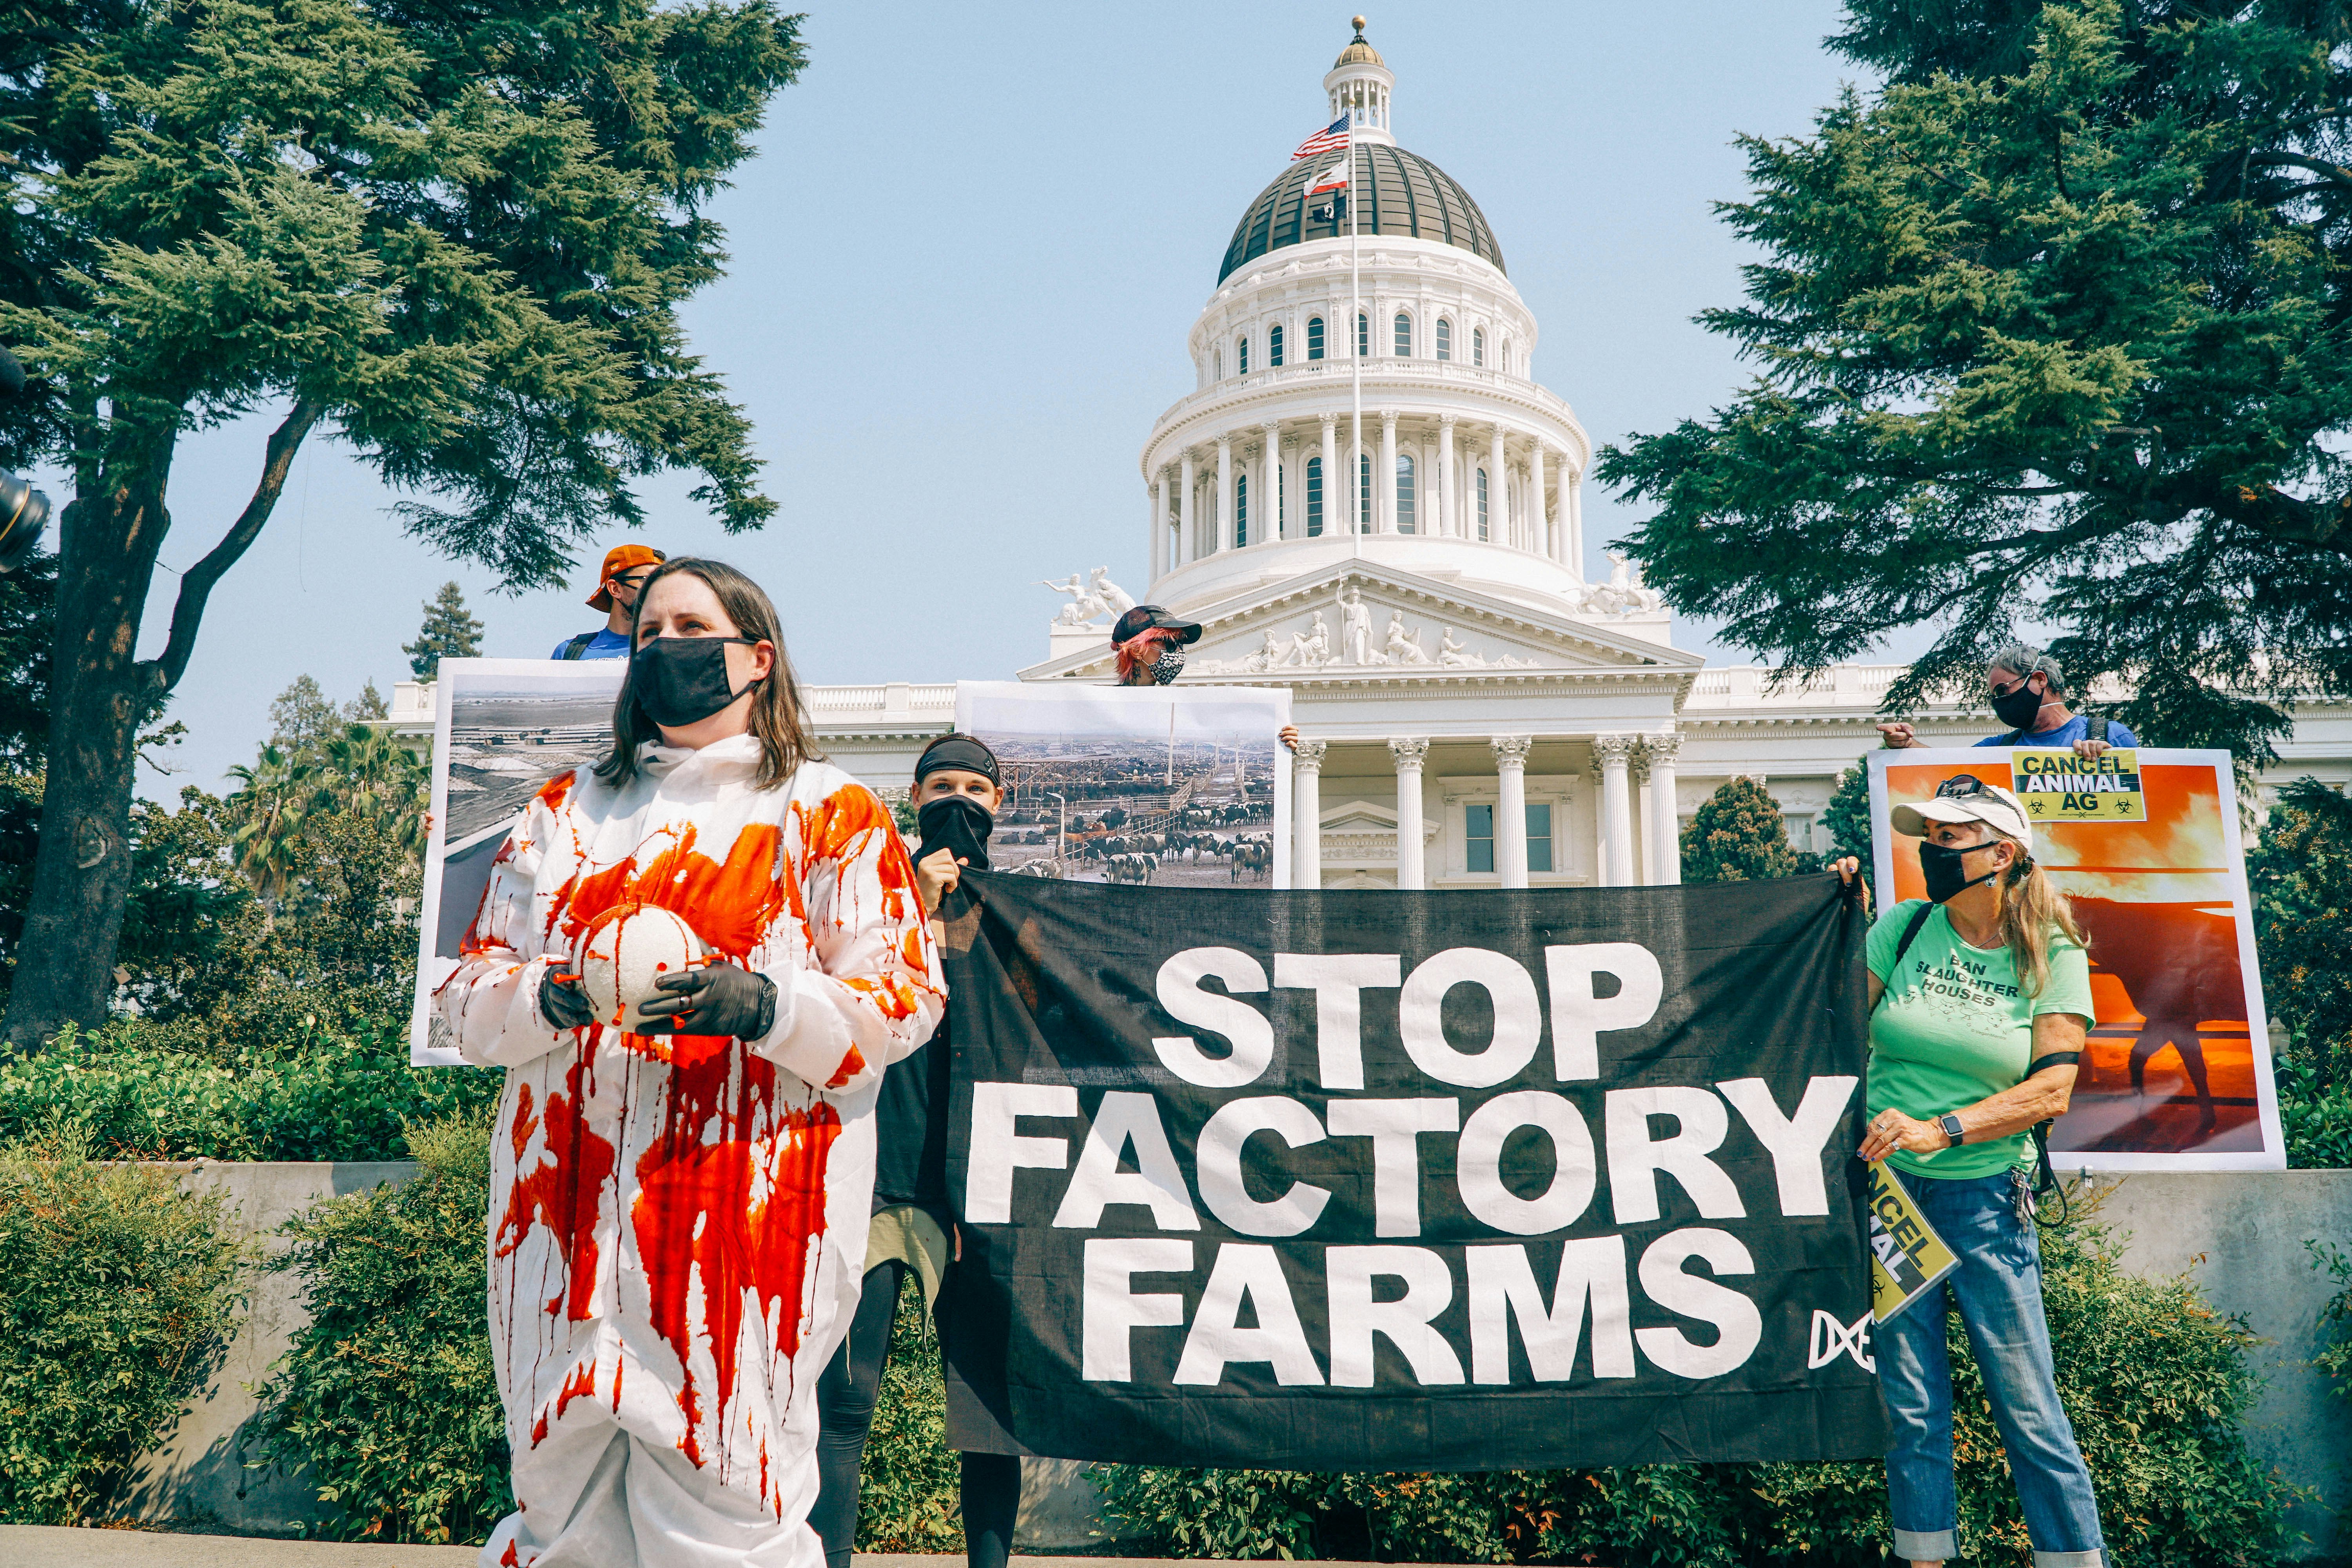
1867, 1161, 1960, 1323
2011, 747, 2146, 821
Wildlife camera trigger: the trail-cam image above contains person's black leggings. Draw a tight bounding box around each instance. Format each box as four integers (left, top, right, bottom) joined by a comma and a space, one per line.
812, 1259, 1022, 1568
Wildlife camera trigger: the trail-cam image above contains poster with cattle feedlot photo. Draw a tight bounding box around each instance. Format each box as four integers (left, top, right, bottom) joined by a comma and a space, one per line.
953, 681, 1292, 889
409, 658, 628, 1066
936, 870, 1885, 1472
1867, 748, 2283, 1171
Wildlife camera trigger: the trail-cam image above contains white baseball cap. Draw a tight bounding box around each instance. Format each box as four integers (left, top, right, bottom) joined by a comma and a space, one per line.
1890, 774, 2033, 846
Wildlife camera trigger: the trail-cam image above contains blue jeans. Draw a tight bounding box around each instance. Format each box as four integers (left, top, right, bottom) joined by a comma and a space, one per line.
1876, 1167, 2105, 1568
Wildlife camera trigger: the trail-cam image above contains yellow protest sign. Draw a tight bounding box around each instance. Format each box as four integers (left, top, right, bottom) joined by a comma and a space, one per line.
1866, 1161, 1960, 1323
2011, 747, 2146, 822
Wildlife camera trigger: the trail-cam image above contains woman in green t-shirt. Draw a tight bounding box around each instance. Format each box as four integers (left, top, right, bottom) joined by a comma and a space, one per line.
1855, 775, 2106, 1568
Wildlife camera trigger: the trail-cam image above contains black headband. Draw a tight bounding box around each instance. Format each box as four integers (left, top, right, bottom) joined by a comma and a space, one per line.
915, 735, 1000, 786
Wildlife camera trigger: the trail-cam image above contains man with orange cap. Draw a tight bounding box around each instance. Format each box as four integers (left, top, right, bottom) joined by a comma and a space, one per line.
551, 544, 666, 659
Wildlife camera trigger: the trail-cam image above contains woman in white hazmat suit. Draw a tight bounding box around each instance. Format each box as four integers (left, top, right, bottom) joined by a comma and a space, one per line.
436, 557, 944, 1568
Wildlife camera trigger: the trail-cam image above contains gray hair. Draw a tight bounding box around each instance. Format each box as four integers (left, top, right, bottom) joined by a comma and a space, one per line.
1988, 640, 2065, 696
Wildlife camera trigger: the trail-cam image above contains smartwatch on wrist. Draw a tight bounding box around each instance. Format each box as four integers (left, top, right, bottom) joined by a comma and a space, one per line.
1938, 1113, 1965, 1147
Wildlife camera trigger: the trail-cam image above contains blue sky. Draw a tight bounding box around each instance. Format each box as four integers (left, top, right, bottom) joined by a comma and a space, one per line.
122, 0, 1862, 797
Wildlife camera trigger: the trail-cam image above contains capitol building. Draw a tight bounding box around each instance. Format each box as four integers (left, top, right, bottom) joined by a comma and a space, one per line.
396, 23, 2351, 882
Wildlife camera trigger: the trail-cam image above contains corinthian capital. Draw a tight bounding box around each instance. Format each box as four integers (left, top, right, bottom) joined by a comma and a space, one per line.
1642, 732, 1683, 766
1293, 737, 1328, 771
1593, 733, 1640, 767
1489, 734, 1534, 768
1388, 737, 1431, 768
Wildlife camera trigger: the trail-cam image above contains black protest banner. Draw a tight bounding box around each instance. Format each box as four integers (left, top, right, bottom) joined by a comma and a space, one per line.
938, 871, 1885, 1472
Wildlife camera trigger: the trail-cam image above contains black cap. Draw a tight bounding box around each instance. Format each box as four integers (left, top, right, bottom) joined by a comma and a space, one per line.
1111, 604, 1202, 646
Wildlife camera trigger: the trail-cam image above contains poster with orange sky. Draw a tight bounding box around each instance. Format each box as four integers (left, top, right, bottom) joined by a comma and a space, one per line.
1868, 749, 2283, 1171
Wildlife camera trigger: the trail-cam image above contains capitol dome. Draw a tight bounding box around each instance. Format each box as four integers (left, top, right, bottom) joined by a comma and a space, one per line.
1220, 143, 1504, 284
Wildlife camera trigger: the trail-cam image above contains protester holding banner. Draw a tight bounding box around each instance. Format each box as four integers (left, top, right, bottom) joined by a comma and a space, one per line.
810, 733, 1021, 1568
1876, 642, 2136, 760
1857, 776, 2105, 1568
436, 557, 944, 1568
1110, 603, 1301, 752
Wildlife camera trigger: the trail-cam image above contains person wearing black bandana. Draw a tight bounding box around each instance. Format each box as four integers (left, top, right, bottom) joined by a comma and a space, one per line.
809, 733, 1020, 1568
1877, 641, 2138, 759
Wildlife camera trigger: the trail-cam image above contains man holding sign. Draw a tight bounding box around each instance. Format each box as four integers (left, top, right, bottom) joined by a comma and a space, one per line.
1876, 642, 2137, 761
1857, 777, 2108, 1568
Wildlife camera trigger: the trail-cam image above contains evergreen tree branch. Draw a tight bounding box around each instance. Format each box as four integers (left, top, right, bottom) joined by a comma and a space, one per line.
149, 397, 322, 696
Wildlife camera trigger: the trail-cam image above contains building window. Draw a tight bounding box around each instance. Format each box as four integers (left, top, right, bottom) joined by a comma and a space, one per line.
1501, 338, 1513, 375
1527, 803, 1554, 873
1238, 335, 1249, 375
1306, 456, 1323, 535
1394, 312, 1412, 357
1436, 318, 1452, 360
1476, 467, 1489, 540
1466, 803, 1495, 873
1308, 316, 1325, 360
1235, 473, 1248, 547
1358, 451, 1372, 532
1214, 346, 1223, 379
1357, 312, 1368, 359
1269, 323, 1284, 367
1473, 327, 1485, 367
1396, 453, 1416, 533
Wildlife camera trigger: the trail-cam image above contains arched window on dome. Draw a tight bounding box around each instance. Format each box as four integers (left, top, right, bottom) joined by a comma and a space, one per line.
1358, 451, 1373, 532
1308, 316, 1325, 361
1306, 456, 1324, 536
1238, 335, 1249, 375
1501, 337, 1514, 375
1394, 312, 1412, 357
1214, 345, 1223, 380
1269, 323, 1284, 367
1473, 327, 1486, 368
1476, 467, 1490, 541
1396, 453, 1416, 533
1436, 318, 1452, 361
1356, 313, 1369, 360
1235, 473, 1248, 547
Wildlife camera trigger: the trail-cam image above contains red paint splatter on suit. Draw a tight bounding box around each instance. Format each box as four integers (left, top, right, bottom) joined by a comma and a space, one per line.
629, 1049, 841, 1470
495, 1059, 616, 1322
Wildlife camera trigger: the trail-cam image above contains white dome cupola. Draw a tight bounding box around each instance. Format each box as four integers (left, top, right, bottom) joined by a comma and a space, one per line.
1325, 17, 1395, 147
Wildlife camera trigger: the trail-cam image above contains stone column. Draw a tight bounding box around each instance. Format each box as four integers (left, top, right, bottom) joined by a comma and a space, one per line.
1489, 424, 1509, 548
1437, 414, 1457, 537
1632, 747, 1653, 886
1567, 466, 1584, 576
1492, 735, 1533, 889
1645, 733, 1682, 885
1293, 739, 1327, 889
1262, 420, 1284, 541
1595, 734, 1637, 887
1152, 470, 1169, 581
1389, 738, 1429, 890
1179, 450, 1197, 565
1319, 414, 1339, 538
1530, 442, 1548, 561
1379, 410, 1399, 534
1216, 436, 1234, 552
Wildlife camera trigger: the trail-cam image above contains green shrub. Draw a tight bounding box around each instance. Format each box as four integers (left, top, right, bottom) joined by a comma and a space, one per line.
2279, 1055, 2352, 1170
0, 1020, 499, 1162
250, 1113, 510, 1543
2249, 778, 2352, 1091
0, 1117, 246, 1524
1092, 1198, 2296, 1566
853, 1282, 965, 1553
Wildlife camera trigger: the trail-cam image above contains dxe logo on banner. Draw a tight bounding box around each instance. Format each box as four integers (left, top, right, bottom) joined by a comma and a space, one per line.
1809, 1308, 1873, 1372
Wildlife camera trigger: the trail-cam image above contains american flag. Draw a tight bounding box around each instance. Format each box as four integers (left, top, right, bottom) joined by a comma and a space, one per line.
1292, 115, 1349, 161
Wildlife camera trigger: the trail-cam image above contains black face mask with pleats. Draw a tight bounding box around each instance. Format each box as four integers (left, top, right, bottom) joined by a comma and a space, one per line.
631, 636, 760, 728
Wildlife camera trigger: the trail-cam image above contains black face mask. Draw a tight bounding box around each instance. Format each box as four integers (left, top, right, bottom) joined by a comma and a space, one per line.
1149, 648, 1186, 686
917, 795, 994, 871
1990, 678, 2047, 730
632, 636, 759, 729
1919, 838, 2005, 903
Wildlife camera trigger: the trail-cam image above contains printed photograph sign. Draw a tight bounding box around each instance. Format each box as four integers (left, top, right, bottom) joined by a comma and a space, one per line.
410, 658, 626, 1065
1868, 748, 2283, 1171
954, 681, 1292, 889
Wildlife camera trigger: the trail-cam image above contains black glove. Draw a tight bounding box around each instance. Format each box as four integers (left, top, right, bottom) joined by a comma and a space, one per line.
539, 960, 598, 1032
635, 960, 777, 1040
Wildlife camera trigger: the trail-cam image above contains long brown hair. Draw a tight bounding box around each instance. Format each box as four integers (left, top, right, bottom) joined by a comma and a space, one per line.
593, 557, 824, 790
1986, 827, 2090, 997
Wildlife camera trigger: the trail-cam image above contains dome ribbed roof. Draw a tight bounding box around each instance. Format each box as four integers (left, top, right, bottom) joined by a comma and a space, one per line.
1218, 143, 1503, 283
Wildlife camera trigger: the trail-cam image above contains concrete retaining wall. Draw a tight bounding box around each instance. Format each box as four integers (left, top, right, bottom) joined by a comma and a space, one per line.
123, 1165, 2350, 1555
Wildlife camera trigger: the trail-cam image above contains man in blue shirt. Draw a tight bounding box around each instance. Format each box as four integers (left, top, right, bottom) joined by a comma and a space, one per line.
552, 544, 665, 660
1878, 641, 2138, 758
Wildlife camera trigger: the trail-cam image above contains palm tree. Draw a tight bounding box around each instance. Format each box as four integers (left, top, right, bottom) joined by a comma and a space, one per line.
315, 723, 429, 867
224, 745, 315, 909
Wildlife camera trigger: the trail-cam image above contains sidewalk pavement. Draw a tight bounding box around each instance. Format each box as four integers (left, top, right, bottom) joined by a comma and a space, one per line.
6, 1537, 1429, 1568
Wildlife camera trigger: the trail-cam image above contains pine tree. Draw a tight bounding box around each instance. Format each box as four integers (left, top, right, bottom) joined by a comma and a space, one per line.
268, 676, 342, 761
1819, 762, 1873, 867
0, 0, 802, 1046
1681, 777, 1799, 884
403, 584, 484, 681
1601, 1, 2352, 762
343, 681, 388, 723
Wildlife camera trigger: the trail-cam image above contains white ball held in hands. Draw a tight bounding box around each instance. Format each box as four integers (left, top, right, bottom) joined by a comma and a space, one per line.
573, 903, 705, 1031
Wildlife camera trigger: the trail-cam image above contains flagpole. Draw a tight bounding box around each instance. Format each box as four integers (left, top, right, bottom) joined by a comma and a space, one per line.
1349, 140, 1361, 560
